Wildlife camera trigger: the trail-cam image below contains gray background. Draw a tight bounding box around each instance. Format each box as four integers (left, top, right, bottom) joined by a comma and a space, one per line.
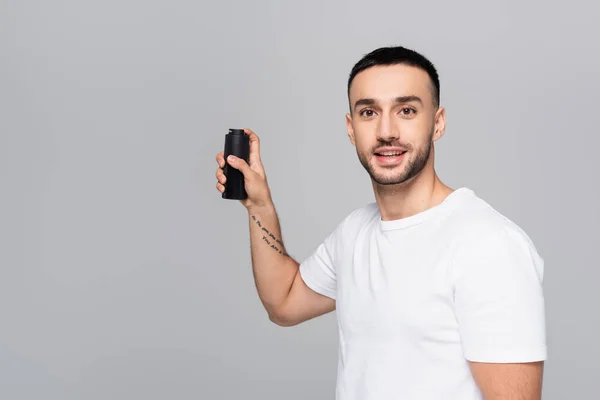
1, 0, 598, 399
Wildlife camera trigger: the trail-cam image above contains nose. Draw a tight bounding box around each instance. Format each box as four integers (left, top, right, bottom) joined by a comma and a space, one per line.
377, 113, 400, 142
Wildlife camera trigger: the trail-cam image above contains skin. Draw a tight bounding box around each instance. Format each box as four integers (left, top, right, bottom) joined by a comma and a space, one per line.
345, 63, 453, 221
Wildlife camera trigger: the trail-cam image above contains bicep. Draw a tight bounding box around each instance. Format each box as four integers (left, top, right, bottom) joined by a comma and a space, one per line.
271, 269, 336, 326
469, 361, 544, 399
454, 227, 547, 398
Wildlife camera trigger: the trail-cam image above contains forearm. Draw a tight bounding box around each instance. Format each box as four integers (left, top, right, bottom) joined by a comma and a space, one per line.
247, 203, 299, 317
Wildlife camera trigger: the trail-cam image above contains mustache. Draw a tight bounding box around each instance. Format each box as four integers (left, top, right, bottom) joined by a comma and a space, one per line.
371, 142, 412, 153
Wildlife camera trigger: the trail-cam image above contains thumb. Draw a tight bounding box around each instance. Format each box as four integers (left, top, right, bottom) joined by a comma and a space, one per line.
226, 155, 252, 176
243, 128, 261, 166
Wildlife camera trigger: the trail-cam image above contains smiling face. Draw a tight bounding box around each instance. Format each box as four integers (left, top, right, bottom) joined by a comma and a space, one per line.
346, 64, 446, 186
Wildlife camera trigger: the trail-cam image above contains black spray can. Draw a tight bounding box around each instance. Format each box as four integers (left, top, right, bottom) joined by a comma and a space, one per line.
222, 129, 250, 200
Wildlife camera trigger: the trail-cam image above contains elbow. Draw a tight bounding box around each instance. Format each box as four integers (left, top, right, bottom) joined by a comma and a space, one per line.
268, 308, 299, 327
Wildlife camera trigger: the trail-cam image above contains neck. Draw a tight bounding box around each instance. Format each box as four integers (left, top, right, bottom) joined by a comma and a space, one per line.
372, 153, 454, 222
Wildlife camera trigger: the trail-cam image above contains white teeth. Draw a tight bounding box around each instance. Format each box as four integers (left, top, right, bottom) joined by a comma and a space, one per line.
379, 151, 403, 156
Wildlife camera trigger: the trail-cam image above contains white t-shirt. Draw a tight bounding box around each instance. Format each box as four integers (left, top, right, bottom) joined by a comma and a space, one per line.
299, 187, 547, 400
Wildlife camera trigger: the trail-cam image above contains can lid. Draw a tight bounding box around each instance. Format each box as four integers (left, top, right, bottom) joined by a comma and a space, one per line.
229, 129, 244, 135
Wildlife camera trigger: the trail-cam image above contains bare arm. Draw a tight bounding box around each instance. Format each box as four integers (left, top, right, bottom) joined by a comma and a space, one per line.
246, 205, 335, 325
469, 361, 544, 400
216, 128, 335, 326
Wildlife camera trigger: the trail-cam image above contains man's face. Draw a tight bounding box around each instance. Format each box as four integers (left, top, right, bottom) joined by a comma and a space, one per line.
346, 64, 444, 186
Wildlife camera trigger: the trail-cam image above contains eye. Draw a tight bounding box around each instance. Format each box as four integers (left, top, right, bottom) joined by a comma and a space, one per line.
359, 109, 376, 118
399, 107, 416, 116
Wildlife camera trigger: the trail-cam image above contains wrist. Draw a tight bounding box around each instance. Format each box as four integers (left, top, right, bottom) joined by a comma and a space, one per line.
247, 202, 275, 216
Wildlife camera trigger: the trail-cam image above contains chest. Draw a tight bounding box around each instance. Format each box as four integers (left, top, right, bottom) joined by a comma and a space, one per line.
336, 226, 460, 342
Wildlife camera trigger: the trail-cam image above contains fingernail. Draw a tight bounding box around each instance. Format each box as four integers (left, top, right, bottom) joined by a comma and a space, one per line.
228, 155, 235, 162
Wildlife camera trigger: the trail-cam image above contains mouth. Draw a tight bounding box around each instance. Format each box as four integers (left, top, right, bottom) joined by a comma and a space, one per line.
374, 148, 407, 164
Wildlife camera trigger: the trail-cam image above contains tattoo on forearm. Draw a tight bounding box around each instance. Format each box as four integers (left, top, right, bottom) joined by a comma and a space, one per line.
251, 215, 289, 256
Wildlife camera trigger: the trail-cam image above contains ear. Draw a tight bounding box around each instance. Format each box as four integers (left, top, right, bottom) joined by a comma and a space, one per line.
432, 106, 446, 142
346, 113, 356, 146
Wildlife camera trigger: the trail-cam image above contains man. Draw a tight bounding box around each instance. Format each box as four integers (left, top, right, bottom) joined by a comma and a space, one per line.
215, 46, 547, 399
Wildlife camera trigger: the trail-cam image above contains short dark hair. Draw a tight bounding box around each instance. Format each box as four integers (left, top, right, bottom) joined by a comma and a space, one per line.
347, 46, 440, 110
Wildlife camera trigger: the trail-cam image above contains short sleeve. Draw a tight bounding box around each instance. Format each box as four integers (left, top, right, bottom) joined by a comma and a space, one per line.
298, 207, 361, 301
299, 225, 340, 300
453, 226, 547, 363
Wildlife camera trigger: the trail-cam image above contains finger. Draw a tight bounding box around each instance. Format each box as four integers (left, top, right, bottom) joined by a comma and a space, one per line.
216, 181, 224, 193
226, 154, 252, 176
216, 167, 226, 184
243, 128, 261, 166
216, 151, 225, 168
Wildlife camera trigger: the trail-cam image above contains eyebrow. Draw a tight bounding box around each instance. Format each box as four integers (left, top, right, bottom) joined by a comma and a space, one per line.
353, 95, 423, 111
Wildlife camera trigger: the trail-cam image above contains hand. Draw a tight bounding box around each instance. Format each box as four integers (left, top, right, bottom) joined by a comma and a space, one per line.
215, 128, 273, 211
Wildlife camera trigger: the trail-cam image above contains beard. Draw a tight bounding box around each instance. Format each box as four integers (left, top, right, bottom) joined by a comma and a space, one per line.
357, 128, 434, 186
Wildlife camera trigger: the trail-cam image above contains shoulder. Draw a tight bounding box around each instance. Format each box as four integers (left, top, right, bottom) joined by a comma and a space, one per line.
343, 201, 380, 227
329, 202, 379, 238
450, 190, 538, 250
448, 191, 544, 280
